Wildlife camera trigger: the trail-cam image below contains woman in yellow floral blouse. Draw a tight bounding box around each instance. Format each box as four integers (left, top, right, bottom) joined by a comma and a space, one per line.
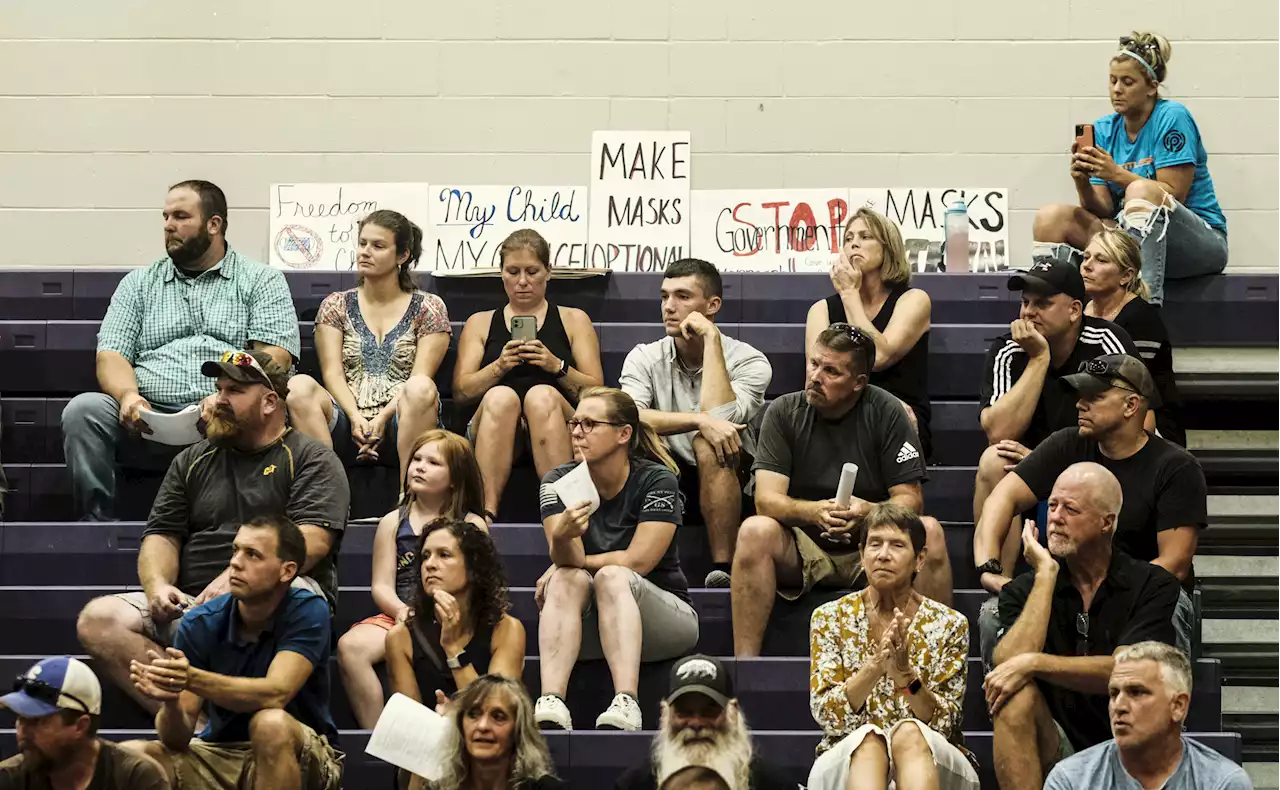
808, 503, 979, 790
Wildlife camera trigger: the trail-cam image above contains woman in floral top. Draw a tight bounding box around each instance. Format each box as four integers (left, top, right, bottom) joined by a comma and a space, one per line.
288, 209, 452, 484
808, 503, 979, 790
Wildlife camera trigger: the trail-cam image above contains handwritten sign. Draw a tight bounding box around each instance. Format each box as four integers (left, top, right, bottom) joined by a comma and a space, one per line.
690, 189, 850, 272
269, 183, 431, 271
588, 131, 691, 271
428, 185, 588, 271
847, 187, 1010, 272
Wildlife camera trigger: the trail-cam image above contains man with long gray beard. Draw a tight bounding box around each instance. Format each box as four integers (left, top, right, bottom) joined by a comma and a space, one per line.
615, 655, 796, 790
76, 349, 349, 715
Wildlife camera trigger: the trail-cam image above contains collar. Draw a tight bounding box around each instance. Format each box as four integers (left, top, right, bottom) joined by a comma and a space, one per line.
1054, 548, 1133, 593
225, 589, 288, 645
164, 248, 234, 283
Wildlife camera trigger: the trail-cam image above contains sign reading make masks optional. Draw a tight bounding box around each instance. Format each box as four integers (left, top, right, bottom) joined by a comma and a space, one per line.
428, 185, 588, 271
588, 131, 691, 271
269, 183, 432, 271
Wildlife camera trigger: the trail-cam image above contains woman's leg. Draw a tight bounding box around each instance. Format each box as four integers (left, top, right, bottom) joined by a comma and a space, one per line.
285, 374, 335, 450
1121, 181, 1227, 304
523, 384, 574, 478
847, 732, 890, 790
1032, 204, 1106, 262
538, 568, 593, 697
591, 565, 644, 696
336, 623, 389, 730
395, 375, 440, 484
470, 386, 522, 517
890, 721, 941, 790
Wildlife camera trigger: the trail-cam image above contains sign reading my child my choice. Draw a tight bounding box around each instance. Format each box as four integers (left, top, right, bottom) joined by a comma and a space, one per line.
690, 189, 850, 272
269, 183, 432, 271
428, 185, 588, 272
848, 187, 1010, 272
588, 131, 691, 271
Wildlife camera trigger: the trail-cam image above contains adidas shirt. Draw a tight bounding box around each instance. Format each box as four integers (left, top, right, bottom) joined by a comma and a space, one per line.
980, 316, 1137, 448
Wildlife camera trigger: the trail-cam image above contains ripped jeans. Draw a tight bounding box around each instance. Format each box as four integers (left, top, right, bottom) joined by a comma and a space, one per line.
1120, 194, 1228, 305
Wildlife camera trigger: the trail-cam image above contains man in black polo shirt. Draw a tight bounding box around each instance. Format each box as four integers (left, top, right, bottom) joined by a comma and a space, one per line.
973, 260, 1137, 587
976, 355, 1206, 659
77, 349, 349, 714
985, 462, 1180, 790
127, 515, 342, 789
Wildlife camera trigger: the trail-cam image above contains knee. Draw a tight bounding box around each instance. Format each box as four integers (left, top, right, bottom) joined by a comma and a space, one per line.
399, 376, 439, 409
890, 721, 930, 762
592, 565, 635, 598
735, 517, 782, 563
1124, 180, 1169, 205
522, 384, 562, 419
248, 709, 300, 753
852, 731, 887, 760
692, 434, 732, 470
977, 444, 1009, 483
1032, 204, 1075, 236
993, 682, 1040, 726
479, 386, 521, 420
61, 392, 113, 430
920, 517, 947, 564
337, 629, 379, 668
546, 567, 592, 603
77, 596, 134, 649
285, 374, 324, 410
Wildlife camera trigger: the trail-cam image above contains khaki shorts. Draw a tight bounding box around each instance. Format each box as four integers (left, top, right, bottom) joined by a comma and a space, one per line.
779, 527, 865, 602
116, 576, 325, 646
166, 724, 343, 790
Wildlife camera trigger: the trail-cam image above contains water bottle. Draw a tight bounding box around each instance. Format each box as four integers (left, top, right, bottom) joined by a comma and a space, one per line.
944, 199, 970, 273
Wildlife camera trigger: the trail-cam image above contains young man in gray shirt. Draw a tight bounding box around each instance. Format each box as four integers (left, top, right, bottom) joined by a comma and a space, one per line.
620, 259, 772, 588
1046, 641, 1251, 789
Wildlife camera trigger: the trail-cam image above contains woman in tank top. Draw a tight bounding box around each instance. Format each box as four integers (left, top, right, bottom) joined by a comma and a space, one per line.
336, 429, 489, 729
385, 519, 526, 716
452, 229, 604, 521
804, 208, 934, 458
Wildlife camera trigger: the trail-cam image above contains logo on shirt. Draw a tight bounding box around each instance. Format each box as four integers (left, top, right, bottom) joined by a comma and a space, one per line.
643, 491, 676, 514
895, 442, 920, 464
1162, 129, 1186, 154
263, 464, 277, 476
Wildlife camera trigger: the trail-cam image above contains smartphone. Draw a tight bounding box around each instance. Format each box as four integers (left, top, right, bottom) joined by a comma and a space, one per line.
510, 315, 537, 342
1074, 123, 1095, 151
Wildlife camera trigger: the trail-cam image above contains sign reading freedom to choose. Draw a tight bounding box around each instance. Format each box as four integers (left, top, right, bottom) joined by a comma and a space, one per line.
269, 183, 432, 271
588, 131, 691, 271
429, 185, 588, 271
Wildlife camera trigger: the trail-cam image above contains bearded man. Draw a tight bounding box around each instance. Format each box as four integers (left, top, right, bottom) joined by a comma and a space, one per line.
615, 655, 797, 790
76, 349, 349, 715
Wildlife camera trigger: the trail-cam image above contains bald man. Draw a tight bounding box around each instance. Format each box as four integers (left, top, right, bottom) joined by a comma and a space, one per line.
984, 463, 1181, 790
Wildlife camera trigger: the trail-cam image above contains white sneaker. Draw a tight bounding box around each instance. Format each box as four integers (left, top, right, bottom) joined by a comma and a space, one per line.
535, 695, 573, 730
595, 693, 643, 731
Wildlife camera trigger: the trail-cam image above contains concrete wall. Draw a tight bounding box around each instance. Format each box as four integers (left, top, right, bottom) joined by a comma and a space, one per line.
0, 0, 1275, 269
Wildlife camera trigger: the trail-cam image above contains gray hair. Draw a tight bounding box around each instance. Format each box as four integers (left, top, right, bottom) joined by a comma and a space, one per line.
1114, 641, 1192, 696
429, 676, 556, 790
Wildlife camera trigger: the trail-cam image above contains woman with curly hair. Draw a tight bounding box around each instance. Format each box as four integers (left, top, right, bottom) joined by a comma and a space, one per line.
413, 675, 565, 790
386, 519, 526, 717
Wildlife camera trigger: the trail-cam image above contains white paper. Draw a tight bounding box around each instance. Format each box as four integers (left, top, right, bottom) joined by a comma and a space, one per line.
140, 406, 202, 446
365, 693, 454, 781
552, 461, 601, 516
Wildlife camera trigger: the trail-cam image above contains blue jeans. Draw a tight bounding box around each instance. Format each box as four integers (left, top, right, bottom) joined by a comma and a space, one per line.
61, 393, 188, 521
1121, 196, 1228, 305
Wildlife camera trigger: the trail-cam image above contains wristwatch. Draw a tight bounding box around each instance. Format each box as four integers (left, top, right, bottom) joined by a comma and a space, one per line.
905, 676, 924, 696
446, 649, 470, 671
976, 560, 1003, 577
554, 358, 569, 379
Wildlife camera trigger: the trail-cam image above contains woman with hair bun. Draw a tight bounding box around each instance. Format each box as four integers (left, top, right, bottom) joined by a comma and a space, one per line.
1033, 31, 1228, 304
288, 209, 453, 481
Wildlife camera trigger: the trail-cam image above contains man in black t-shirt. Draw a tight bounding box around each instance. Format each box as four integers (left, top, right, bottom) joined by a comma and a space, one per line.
974, 261, 1137, 585
615, 655, 796, 790
76, 350, 349, 714
975, 354, 1204, 660
730, 325, 946, 657
986, 462, 1180, 790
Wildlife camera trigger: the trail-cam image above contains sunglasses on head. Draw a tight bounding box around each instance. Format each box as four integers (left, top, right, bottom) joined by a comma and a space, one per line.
827, 323, 873, 347
1080, 359, 1140, 396
218, 350, 277, 395
13, 675, 90, 715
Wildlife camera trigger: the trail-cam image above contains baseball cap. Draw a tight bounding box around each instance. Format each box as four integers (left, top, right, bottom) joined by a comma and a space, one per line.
201, 349, 281, 394
1007, 259, 1086, 303
667, 654, 733, 708
0, 657, 101, 717
1062, 354, 1161, 407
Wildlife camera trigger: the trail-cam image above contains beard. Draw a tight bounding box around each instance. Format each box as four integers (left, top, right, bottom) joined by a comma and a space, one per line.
205, 406, 244, 446
167, 227, 213, 267
18, 743, 54, 771
652, 706, 754, 790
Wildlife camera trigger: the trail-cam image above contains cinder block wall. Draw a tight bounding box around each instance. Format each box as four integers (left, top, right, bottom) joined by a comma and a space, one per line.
0, 0, 1275, 269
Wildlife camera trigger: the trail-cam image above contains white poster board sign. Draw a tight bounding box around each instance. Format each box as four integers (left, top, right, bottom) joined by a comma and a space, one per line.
690, 189, 850, 272
269, 183, 432, 271
428, 185, 588, 272
846, 188, 1010, 272
588, 131, 691, 271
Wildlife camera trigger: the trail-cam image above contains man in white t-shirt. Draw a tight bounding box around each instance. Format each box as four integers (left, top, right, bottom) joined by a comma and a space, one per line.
620, 259, 773, 588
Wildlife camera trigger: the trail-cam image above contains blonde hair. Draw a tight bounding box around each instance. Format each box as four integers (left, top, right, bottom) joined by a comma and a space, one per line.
846, 208, 910, 286
1114, 641, 1192, 696
498, 228, 551, 269
579, 386, 678, 474
1090, 227, 1151, 301
429, 676, 556, 790
1114, 31, 1173, 85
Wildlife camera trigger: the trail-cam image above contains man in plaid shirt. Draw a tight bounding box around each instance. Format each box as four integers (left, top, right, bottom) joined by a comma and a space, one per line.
61, 180, 300, 521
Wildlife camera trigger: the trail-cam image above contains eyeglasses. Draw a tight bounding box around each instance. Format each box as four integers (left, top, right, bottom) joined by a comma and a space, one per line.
219, 350, 277, 395
1075, 612, 1090, 656
13, 676, 90, 715
567, 418, 625, 435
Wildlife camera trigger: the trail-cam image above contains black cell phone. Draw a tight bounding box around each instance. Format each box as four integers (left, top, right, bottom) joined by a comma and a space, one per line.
510, 315, 537, 342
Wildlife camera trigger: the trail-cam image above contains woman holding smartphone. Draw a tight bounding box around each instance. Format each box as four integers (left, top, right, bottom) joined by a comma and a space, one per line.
1032, 31, 1227, 304
452, 229, 604, 522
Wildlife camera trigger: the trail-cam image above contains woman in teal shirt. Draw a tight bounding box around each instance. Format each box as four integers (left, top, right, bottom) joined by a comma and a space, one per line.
1033, 32, 1228, 304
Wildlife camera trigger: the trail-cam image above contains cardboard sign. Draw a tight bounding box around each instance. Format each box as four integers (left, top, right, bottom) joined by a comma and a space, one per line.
587, 131, 691, 271
847, 187, 1010, 272
428, 185, 589, 271
690, 189, 850, 272
269, 183, 432, 271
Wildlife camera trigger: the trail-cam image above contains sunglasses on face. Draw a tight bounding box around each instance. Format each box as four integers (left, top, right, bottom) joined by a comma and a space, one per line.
12, 676, 90, 715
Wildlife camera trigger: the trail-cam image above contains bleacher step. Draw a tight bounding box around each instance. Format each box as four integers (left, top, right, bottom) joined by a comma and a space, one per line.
1198, 556, 1280, 578
1223, 687, 1280, 715
1245, 761, 1280, 790
1207, 494, 1278, 517
1204, 619, 1280, 644
1189, 430, 1280, 451
1176, 348, 1280, 374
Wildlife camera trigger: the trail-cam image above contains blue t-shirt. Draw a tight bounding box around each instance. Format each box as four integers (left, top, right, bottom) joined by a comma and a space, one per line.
1090, 99, 1226, 232
1045, 736, 1252, 789
174, 587, 337, 743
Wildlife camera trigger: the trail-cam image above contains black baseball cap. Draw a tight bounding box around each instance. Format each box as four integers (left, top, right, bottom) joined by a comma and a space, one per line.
1008, 259, 1086, 302
1063, 354, 1161, 407
667, 654, 733, 708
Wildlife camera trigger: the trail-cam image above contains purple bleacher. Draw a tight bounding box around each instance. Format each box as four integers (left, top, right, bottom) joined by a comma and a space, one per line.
0, 270, 75, 320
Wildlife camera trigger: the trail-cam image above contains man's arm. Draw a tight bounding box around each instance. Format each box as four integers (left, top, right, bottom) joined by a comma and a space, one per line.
96, 350, 144, 405
187, 650, 316, 712
245, 266, 301, 367
992, 564, 1058, 666
981, 353, 1049, 443
1028, 654, 1114, 695
754, 470, 822, 527
155, 691, 203, 752
137, 534, 183, 595
246, 340, 292, 372
696, 328, 735, 411
1153, 526, 1198, 582
287, 447, 349, 574
297, 525, 335, 575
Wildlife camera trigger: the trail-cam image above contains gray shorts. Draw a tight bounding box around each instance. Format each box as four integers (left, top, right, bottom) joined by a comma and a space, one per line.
575, 568, 699, 662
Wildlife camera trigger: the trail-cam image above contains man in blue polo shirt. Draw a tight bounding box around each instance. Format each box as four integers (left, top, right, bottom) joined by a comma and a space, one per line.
126, 514, 342, 790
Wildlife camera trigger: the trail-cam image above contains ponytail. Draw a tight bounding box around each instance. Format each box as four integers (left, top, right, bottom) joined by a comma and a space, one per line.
358, 209, 422, 293
579, 386, 678, 474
